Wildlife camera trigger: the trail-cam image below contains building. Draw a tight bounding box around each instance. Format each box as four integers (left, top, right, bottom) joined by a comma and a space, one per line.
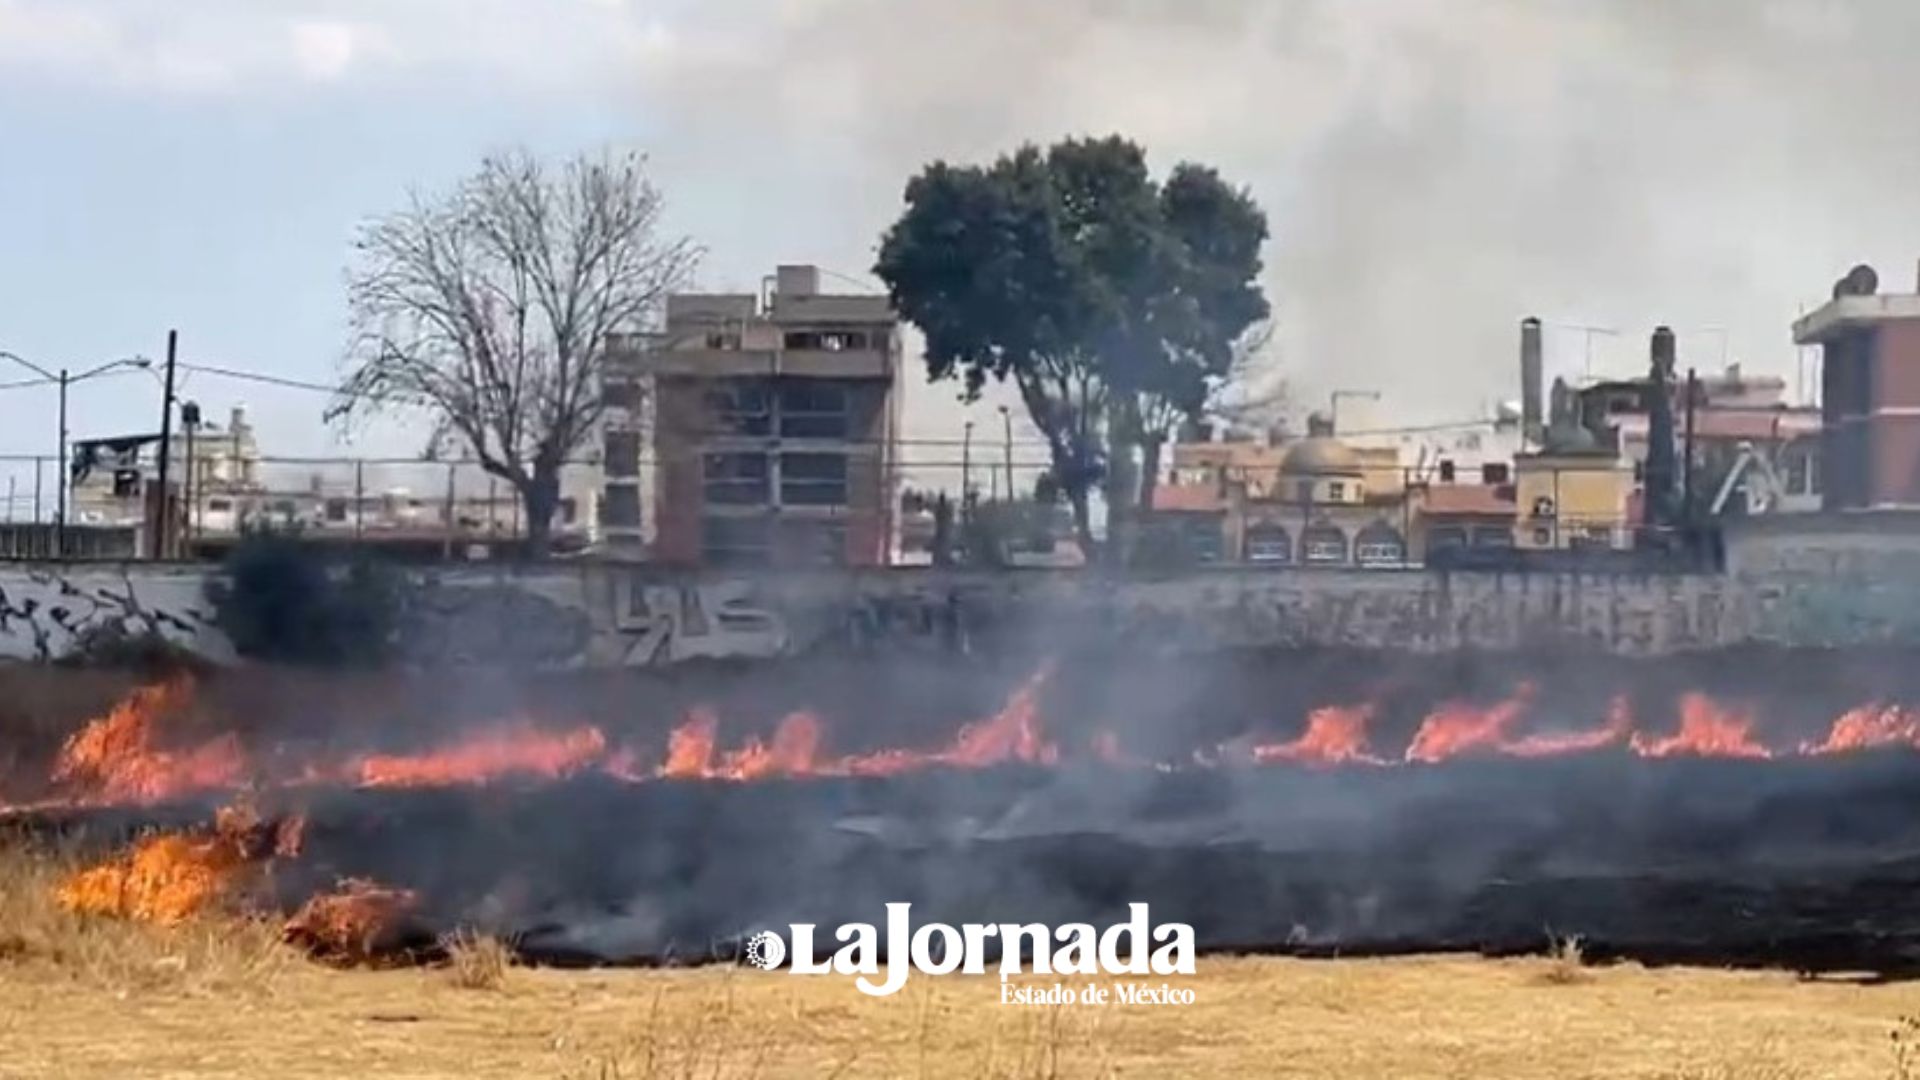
1793, 262, 1920, 510
1511, 381, 1636, 551
68, 405, 602, 558
605, 265, 902, 567
1153, 414, 1415, 567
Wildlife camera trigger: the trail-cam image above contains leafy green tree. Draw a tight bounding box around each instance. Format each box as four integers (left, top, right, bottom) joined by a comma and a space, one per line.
876, 136, 1269, 558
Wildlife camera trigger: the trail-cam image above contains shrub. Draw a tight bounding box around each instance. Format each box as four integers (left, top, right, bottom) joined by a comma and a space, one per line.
206, 533, 406, 667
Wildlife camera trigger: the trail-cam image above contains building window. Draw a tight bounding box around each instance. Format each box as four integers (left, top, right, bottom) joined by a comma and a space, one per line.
1532, 525, 1553, 546
602, 486, 641, 529
703, 453, 771, 506
1354, 521, 1406, 566
602, 379, 642, 412
1328, 481, 1346, 502
1471, 526, 1515, 549
1427, 525, 1469, 552
559, 498, 578, 526
1481, 463, 1510, 485
324, 498, 348, 523
780, 452, 848, 506
702, 516, 771, 566
705, 381, 772, 436
1439, 460, 1456, 483
1179, 516, 1225, 564
1302, 523, 1348, 565
784, 330, 869, 351
1245, 523, 1292, 565
604, 431, 641, 478
207, 498, 233, 513
779, 382, 851, 439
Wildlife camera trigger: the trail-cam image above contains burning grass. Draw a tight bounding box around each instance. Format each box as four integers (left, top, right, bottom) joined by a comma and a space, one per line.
0, 837, 294, 996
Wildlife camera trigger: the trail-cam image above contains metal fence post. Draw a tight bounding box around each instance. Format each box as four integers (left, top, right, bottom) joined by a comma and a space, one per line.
444, 462, 456, 560
354, 460, 364, 540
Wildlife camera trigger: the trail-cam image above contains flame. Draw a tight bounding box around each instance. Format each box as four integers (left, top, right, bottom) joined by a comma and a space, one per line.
714, 712, 824, 781
659, 709, 720, 779
1504, 695, 1636, 758
1404, 685, 1536, 763
282, 878, 421, 964
1630, 693, 1772, 759
1254, 705, 1382, 767
839, 665, 1059, 776
54, 804, 300, 925
50, 677, 246, 805
1803, 704, 1920, 755
356, 724, 608, 788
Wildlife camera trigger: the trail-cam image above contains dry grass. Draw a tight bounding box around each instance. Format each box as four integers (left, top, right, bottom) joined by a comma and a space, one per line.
7, 841, 1920, 1077
444, 930, 515, 991
1538, 932, 1592, 985
0, 838, 294, 997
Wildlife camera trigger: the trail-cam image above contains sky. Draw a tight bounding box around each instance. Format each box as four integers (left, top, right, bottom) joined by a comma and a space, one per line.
6, 0, 1920, 514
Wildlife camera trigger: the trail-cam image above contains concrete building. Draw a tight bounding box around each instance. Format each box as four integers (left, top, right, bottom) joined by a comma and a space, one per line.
605, 265, 902, 567
69, 404, 602, 558
1793, 262, 1920, 509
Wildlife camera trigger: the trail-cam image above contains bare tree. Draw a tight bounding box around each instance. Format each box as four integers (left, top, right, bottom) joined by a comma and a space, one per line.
333, 149, 699, 555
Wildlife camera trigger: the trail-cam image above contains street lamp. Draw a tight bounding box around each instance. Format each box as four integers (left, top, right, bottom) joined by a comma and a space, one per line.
0, 351, 151, 553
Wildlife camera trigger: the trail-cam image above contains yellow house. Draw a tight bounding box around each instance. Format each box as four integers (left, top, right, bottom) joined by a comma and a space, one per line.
1513, 446, 1634, 550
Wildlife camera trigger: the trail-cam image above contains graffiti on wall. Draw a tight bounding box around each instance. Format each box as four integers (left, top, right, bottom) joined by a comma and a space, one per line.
0, 567, 221, 662
613, 578, 790, 666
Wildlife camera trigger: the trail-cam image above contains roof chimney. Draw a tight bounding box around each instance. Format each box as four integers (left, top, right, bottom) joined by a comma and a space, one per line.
1520, 317, 1544, 448
1651, 326, 1677, 379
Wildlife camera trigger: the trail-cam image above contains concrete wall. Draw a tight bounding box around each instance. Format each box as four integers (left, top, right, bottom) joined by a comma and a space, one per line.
0, 560, 1746, 666
15, 511, 1920, 666
1725, 512, 1920, 646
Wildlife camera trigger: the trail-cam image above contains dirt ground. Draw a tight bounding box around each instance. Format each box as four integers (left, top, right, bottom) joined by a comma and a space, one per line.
1, 949, 1917, 1079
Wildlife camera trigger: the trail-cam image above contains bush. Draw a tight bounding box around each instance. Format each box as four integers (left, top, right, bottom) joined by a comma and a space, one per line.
206, 534, 406, 667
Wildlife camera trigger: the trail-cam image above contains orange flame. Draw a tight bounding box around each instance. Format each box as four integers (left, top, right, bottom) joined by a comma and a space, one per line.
355, 724, 608, 788
1254, 705, 1382, 767
659, 708, 720, 779
54, 804, 300, 925
714, 712, 824, 781
282, 878, 421, 964
1630, 693, 1772, 759
50, 677, 246, 805
1404, 685, 1536, 763
1504, 695, 1636, 758
1803, 704, 1920, 755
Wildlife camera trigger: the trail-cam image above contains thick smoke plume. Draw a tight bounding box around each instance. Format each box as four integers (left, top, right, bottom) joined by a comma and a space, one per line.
639, 0, 1920, 425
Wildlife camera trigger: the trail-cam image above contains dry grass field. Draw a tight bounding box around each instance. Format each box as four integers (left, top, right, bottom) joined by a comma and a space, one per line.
3, 845, 1920, 1079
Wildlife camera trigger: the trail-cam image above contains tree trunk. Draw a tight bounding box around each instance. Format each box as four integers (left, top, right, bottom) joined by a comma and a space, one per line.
520, 466, 562, 559
1065, 484, 1097, 562
1138, 437, 1165, 513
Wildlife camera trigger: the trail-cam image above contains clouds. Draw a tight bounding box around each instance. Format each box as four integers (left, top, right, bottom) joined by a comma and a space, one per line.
0, 0, 682, 93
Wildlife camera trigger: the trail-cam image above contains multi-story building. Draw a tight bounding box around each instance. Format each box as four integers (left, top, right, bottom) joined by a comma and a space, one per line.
69, 404, 602, 558
604, 265, 901, 567
1793, 262, 1920, 510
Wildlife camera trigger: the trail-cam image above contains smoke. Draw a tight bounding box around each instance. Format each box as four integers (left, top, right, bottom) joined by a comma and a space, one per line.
633, 0, 1920, 425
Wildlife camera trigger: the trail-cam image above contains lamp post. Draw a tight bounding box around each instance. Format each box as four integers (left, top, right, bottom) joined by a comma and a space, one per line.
997, 405, 1014, 501
961, 421, 975, 521
1, 351, 150, 554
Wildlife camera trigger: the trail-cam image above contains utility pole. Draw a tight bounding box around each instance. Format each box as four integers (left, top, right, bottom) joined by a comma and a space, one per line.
154, 330, 178, 559
1682, 367, 1699, 528
56, 368, 68, 557
961, 421, 974, 520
